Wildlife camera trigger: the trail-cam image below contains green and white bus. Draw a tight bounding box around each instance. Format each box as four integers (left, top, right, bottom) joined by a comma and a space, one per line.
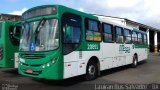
18, 5, 148, 80
0, 14, 21, 68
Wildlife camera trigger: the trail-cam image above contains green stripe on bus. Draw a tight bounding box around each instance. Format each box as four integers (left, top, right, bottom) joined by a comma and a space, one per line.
134, 44, 148, 48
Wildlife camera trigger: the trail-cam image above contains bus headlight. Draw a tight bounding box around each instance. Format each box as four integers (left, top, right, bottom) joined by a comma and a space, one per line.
41, 58, 58, 69
42, 65, 45, 68
19, 58, 25, 63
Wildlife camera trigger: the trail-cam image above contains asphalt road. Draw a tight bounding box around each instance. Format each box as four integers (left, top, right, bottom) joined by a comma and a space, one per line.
0, 54, 160, 90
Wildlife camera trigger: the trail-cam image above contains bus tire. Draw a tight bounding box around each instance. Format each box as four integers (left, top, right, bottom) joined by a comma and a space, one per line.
132, 55, 138, 68
85, 61, 98, 80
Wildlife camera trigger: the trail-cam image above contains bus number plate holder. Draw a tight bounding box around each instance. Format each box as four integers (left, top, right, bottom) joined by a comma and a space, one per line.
26, 69, 33, 74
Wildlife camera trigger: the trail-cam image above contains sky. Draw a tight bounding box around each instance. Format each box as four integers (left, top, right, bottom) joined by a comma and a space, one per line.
1, 0, 160, 29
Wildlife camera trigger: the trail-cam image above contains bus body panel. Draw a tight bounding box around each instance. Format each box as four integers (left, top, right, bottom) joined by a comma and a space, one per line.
100, 42, 115, 70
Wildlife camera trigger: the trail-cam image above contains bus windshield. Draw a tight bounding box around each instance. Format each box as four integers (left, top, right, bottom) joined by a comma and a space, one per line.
19, 19, 59, 51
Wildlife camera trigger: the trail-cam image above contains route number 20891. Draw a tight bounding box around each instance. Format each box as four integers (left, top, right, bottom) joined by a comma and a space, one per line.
87, 44, 99, 50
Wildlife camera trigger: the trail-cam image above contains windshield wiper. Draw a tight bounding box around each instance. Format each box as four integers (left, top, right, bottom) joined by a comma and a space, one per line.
34, 18, 46, 44
35, 18, 46, 35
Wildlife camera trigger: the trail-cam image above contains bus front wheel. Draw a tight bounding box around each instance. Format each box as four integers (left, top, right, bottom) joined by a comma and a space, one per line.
85, 61, 98, 80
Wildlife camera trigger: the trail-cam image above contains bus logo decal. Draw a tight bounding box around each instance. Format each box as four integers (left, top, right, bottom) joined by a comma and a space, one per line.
119, 45, 130, 54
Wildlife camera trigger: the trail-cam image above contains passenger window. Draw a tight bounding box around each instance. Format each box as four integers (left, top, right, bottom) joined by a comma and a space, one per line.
103, 23, 113, 42
115, 27, 123, 43
88, 20, 98, 31
124, 29, 131, 44
9, 26, 21, 46
138, 33, 143, 44
132, 31, 138, 44
86, 20, 101, 41
62, 13, 81, 55
143, 34, 147, 44
63, 25, 81, 43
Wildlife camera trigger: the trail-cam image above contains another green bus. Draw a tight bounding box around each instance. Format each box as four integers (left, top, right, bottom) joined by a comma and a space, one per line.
0, 14, 21, 68
18, 5, 148, 80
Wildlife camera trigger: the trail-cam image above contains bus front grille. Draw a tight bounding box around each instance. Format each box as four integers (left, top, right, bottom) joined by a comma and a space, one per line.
20, 54, 46, 59
22, 63, 41, 67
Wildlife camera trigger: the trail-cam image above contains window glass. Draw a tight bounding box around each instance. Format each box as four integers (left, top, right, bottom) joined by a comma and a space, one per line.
132, 32, 137, 38
103, 24, 113, 42
86, 19, 101, 41
132, 31, 138, 43
104, 33, 112, 42
94, 32, 101, 41
143, 34, 147, 44
88, 20, 98, 31
138, 33, 142, 38
125, 37, 132, 43
143, 34, 146, 40
116, 27, 122, 35
138, 33, 142, 44
104, 24, 112, 33
116, 35, 123, 43
116, 27, 123, 43
20, 19, 59, 51
9, 26, 20, 46
86, 31, 94, 41
62, 13, 81, 55
124, 29, 131, 36
63, 26, 80, 43
124, 29, 131, 44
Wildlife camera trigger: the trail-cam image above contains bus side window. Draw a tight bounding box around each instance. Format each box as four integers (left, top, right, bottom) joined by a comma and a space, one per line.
103, 23, 114, 43
62, 13, 82, 55
132, 31, 138, 44
143, 34, 147, 44
14, 26, 21, 38
124, 29, 132, 44
138, 33, 143, 44
86, 19, 101, 42
9, 26, 20, 46
115, 26, 123, 43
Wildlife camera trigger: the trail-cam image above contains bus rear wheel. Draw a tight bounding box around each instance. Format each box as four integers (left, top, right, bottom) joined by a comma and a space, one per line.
85, 61, 98, 80
132, 55, 138, 68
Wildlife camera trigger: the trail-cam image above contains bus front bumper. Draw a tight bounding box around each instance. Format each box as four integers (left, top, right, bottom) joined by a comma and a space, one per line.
18, 60, 63, 80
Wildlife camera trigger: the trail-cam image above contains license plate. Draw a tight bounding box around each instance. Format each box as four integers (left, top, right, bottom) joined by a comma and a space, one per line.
26, 69, 33, 74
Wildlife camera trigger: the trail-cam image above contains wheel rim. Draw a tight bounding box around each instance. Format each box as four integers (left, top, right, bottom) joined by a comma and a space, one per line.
134, 59, 137, 66
88, 65, 95, 76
